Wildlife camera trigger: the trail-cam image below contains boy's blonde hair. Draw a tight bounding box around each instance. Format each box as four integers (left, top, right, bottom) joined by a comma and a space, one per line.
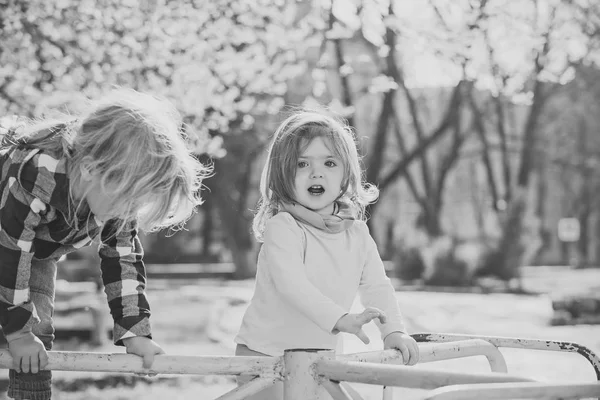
9, 88, 210, 233
253, 110, 378, 241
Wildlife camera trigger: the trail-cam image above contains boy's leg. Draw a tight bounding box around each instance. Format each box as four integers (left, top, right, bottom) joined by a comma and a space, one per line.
235, 344, 283, 400
8, 258, 57, 400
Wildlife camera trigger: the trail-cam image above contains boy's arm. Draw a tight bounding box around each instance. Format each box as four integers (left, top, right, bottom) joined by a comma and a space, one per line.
357, 223, 407, 339
98, 221, 152, 346
0, 181, 44, 339
263, 214, 347, 333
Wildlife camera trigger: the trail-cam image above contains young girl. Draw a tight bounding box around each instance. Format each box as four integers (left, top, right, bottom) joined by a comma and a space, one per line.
234, 110, 419, 398
0, 88, 210, 400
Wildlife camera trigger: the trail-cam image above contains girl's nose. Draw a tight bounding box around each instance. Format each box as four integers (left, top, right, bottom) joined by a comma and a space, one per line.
310, 168, 323, 179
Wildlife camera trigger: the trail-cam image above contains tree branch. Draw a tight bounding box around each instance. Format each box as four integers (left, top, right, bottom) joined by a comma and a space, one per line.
379, 81, 464, 190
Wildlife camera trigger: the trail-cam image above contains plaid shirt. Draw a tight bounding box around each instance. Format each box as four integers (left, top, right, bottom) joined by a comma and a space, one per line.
0, 145, 151, 345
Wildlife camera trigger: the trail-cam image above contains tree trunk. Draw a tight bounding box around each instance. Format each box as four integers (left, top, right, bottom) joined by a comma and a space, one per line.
495, 188, 528, 282
208, 133, 261, 280
492, 77, 546, 283
576, 117, 591, 267
468, 89, 500, 212
419, 204, 443, 237
227, 232, 258, 280
578, 211, 589, 267
200, 192, 216, 261
212, 183, 257, 279
382, 220, 396, 261
365, 90, 393, 185
534, 153, 549, 264
595, 214, 600, 267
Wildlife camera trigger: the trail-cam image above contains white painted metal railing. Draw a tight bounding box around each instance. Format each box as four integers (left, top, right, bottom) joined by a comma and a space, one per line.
0, 333, 598, 400
424, 382, 600, 400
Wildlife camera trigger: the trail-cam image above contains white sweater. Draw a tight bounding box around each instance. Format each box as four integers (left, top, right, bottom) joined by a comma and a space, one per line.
235, 212, 406, 356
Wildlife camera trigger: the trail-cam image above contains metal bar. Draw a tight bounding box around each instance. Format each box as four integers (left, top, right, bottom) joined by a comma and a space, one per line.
423, 382, 600, 400
321, 380, 364, 400
412, 332, 600, 380
284, 349, 333, 400
215, 376, 279, 400
337, 349, 401, 364
315, 359, 534, 389
0, 349, 282, 376
420, 340, 507, 372
382, 386, 393, 400
339, 339, 508, 373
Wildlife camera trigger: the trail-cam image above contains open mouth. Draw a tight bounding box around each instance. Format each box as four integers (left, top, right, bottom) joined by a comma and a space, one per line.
308, 185, 325, 195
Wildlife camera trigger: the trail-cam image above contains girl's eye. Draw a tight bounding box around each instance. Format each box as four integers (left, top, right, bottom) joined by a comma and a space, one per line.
325, 160, 337, 167
298, 161, 308, 168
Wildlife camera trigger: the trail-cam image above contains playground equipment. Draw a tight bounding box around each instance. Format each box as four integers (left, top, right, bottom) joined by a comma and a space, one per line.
0, 333, 598, 399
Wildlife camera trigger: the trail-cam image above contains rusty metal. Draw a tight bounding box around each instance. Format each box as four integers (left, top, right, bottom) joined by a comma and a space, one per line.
412, 332, 600, 381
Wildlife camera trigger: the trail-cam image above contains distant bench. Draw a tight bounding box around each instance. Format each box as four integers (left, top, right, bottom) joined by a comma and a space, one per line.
146, 262, 394, 279
145, 263, 235, 279
61, 260, 394, 281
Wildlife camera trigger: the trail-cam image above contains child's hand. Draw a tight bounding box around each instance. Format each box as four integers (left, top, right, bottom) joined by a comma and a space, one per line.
7, 332, 49, 373
333, 307, 387, 344
383, 332, 419, 365
123, 336, 165, 374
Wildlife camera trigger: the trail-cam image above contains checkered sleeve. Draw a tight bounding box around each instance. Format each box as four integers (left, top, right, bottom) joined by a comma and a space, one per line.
98, 221, 152, 346
0, 177, 45, 337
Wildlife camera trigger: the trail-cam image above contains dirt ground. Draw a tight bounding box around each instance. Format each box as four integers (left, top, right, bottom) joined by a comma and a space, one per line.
1, 266, 599, 399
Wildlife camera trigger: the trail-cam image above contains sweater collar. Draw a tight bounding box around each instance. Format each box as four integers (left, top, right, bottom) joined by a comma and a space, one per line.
280, 202, 355, 233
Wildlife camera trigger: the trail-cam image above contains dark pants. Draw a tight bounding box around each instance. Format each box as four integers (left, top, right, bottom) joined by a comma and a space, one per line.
8, 258, 57, 400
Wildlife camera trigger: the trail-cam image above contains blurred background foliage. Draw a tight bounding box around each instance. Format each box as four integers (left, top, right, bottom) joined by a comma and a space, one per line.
2, 0, 600, 287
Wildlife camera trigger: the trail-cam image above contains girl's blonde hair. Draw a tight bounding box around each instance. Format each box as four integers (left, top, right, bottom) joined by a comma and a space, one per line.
6, 88, 210, 234
253, 110, 378, 241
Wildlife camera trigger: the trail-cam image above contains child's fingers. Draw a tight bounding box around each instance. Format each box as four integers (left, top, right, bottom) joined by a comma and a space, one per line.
355, 329, 370, 345
31, 354, 40, 374
135, 372, 157, 378
359, 308, 386, 325
21, 355, 30, 373
146, 348, 165, 376
137, 352, 162, 376
142, 353, 155, 370
39, 350, 49, 370
142, 350, 164, 369
12, 356, 21, 372
406, 350, 418, 365
397, 344, 410, 365
407, 342, 420, 365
